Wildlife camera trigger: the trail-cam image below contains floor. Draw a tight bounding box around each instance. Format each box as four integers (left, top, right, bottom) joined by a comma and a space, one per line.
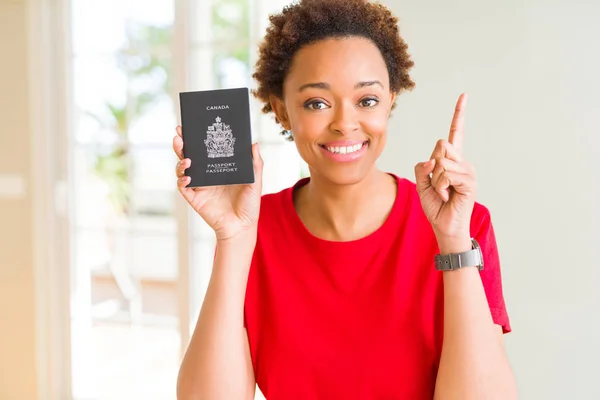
75, 277, 265, 400
72, 278, 181, 400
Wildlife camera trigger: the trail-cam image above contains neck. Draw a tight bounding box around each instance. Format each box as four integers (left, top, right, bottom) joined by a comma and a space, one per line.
295, 167, 397, 242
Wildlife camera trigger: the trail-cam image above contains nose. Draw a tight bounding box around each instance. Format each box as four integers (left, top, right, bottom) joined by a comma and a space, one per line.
328, 101, 359, 136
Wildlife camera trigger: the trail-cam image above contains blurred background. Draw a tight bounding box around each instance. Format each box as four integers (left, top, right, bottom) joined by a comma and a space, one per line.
0, 0, 598, 399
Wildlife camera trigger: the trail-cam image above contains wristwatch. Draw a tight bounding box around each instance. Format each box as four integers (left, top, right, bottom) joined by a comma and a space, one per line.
435, 238, 484, 271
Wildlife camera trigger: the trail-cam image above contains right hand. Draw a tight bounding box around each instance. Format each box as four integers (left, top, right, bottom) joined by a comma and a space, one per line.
173, 125, 264, 242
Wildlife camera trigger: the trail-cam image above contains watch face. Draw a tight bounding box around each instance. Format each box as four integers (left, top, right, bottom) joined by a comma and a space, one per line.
472, 239, 484, 270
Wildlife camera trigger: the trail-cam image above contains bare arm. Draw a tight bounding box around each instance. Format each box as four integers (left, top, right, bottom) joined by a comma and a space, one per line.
433, 238, 518, 400
176, 233, 257, 400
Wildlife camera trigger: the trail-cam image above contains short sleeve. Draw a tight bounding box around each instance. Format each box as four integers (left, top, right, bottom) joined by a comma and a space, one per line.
470, 204, 512, 334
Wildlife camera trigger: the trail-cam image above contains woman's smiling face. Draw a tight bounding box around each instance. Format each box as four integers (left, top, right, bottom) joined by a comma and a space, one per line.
270, 36, 396, 185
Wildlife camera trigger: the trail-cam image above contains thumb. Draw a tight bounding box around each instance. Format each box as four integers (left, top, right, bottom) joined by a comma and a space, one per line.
414, 158, 436, 193
252, 142, 264, 189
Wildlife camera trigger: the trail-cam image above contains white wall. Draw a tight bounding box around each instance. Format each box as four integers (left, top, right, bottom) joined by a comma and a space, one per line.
380, 1, 600, 399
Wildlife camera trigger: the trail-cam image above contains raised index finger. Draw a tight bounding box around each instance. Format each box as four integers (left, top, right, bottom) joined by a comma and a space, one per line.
448, 93, 467, 153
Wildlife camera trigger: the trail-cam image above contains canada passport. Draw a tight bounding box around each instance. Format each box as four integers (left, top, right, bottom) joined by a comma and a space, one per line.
179, 87, 255, 187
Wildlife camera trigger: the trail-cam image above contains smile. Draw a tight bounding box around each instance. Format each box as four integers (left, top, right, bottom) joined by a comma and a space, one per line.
319, 140, 369, 162
322, 141, 367, 154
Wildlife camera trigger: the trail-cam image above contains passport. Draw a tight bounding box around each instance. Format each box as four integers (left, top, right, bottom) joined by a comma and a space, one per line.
179, 87, 255, 187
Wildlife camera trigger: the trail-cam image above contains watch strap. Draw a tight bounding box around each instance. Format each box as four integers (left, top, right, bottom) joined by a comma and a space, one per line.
434, 238, 484, 271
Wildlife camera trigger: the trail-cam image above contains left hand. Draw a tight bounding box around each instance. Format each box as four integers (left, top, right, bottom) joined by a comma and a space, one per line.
414, 93, 477, 243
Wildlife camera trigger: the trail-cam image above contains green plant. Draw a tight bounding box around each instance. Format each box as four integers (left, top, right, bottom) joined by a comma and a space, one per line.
88, 23, 173, 215
211, 0, 251, 87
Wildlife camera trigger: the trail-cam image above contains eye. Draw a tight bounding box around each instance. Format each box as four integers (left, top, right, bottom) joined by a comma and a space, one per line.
359, 97, 379, 108
304, 100, 328, 110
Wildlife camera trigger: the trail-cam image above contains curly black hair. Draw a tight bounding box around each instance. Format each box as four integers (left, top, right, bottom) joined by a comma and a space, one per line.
251, 0, 415, 139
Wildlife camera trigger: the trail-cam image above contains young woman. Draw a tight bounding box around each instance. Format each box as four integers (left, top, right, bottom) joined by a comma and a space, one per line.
174, 0, 517, 399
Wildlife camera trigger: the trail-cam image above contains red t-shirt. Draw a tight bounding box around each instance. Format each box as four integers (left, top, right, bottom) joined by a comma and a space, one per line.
244, 173, 511, 399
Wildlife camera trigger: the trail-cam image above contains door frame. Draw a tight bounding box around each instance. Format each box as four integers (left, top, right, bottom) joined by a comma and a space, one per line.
28, 0, 73, 399
173, 0, 192, 356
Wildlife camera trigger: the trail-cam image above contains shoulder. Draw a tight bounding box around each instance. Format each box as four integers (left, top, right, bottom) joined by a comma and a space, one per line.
257, 177, 308, 226
257, 191, 285, 227
259, 190, 285, 210
471, 201, 494, 234
259, 177, 309, 209
259, 183, 294, 216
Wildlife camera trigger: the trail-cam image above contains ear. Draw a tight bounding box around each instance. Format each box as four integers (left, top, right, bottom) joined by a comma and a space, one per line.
269, 95, 292, 131
389, 91, 396, 109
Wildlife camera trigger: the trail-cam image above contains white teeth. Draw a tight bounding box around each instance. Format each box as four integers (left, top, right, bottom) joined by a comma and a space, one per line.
325, 142, 365, 154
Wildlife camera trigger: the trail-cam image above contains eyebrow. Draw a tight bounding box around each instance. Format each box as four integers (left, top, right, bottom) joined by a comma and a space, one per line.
355, 80, 384, 89
298, 80, 384, 92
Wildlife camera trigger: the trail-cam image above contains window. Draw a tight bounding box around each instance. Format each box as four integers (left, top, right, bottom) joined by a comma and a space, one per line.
68, 0, 301, 398
70, 1, 179, 398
